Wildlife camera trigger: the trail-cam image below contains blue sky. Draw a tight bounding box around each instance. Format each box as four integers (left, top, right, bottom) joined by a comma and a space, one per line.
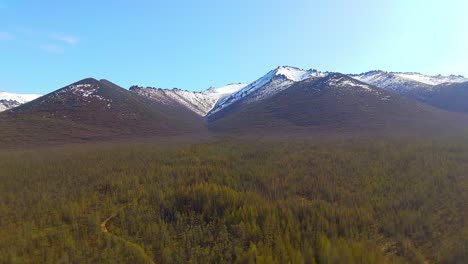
1, 0, 467, 94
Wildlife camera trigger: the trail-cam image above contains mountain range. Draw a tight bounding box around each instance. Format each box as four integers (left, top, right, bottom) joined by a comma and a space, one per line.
1, 66, 467, 144
128, 66, 468, 116
3, 66, 467, 115
351, 71, 468, 109
208, 72, 465, 134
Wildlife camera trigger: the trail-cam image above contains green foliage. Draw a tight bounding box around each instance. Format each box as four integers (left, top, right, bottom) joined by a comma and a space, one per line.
0, 138, 467, 263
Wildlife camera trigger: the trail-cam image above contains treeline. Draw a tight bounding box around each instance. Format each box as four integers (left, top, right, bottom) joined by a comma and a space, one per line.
0, 138, 467, 263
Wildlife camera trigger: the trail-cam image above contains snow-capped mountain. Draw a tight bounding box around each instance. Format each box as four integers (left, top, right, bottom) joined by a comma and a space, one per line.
208, 66, 327, 116
0, 91, 42, 112
3, 67, 466, 119
350, 71, 468, 100
130, 83, 247, 116
208, 73, 461, 133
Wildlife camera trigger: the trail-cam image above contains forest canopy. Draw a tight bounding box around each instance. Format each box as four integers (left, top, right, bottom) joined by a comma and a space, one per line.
0, 138, 467, 263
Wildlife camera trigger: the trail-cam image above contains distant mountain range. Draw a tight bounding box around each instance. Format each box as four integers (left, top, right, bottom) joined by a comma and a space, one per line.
2, 67, 467, 115
0, 91, 42, 112
1, 66, 467, 144
208, 72, 465, 134
129, 67, 468, 117
350, 71, 468, 105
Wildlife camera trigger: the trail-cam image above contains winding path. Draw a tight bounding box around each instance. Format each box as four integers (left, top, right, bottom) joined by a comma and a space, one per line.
100, 212, 116, 233
100, 201, 155, 264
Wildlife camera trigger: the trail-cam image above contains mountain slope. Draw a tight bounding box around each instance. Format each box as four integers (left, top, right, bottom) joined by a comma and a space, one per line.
130, 83, 247, 116
0, 91, 42, 112
0, 78, 205, 145
424, 82, 468, 113
208, 66, 326, 116
209, 74, 466, 134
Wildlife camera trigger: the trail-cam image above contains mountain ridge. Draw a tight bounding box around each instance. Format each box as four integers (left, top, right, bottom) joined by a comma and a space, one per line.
208, 73, 468, 135
4, 67, 467, 116
130, 83, 247, 116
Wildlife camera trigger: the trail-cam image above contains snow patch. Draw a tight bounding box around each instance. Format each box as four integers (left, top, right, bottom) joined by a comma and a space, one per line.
37, 83, 112, 106
275, 66, 324, 81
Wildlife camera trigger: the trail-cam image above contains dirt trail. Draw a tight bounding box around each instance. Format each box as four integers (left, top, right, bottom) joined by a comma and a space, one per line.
100, 198, 155, 264
100, 212, 116, 233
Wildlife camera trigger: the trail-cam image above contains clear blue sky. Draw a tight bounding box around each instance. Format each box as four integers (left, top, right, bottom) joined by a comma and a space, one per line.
1, 0, 467, 94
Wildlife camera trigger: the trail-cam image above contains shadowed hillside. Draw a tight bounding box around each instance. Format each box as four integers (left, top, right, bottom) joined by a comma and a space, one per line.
424, 82, 468, 113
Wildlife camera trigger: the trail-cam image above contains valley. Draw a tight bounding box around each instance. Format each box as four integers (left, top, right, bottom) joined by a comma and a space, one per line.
1, 66, 467, 263
3, 1, 467, 263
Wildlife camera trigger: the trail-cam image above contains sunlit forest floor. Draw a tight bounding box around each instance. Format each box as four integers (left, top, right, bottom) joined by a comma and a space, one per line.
0, 137, 467, 263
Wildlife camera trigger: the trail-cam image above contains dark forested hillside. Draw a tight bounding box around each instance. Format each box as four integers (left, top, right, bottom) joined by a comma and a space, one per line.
1, 138, 467, 263
0, 78, 206, 146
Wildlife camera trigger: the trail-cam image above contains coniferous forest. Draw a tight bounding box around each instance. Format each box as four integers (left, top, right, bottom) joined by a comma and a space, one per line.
0, 137, 467, 263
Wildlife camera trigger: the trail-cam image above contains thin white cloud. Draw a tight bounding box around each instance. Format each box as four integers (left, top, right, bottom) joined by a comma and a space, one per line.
0, 32, 15, 41
40, 44, 64, 54
53, 34, 79, 44
5, 28, 79, 53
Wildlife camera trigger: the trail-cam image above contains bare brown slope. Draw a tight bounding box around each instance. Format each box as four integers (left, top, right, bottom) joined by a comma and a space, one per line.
208, 74, 468, 136
0, 78, 206, 146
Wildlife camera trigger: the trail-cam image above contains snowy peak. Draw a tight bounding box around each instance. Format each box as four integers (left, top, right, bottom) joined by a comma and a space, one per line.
392, 72, 467, 86
208, 66, 327, 116
0, 91, 42, 103
351, 71, 468, 92
274, 66, 325, 82
0, 91, 42, 112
